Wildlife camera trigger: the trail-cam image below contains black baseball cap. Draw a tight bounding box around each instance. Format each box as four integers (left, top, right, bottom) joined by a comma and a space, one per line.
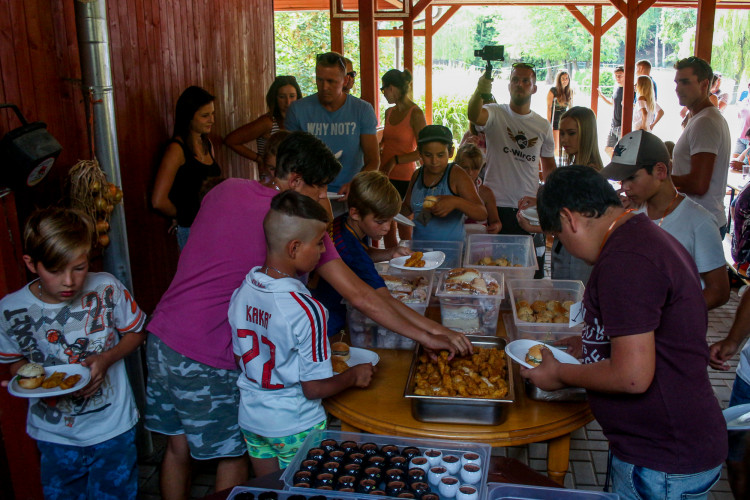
417, 125, 453, 146
601, 130, 671, 181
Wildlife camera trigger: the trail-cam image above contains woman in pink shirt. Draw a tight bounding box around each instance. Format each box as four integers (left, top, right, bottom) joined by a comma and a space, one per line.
379, 69, 426, 247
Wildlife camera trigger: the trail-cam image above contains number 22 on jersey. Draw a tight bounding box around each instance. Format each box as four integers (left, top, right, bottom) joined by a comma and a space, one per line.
237, 329, 284, 390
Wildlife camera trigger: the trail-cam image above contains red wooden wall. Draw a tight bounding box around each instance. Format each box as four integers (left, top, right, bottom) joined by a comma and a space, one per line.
0, 0, 275, 314
1, 0, 275, 495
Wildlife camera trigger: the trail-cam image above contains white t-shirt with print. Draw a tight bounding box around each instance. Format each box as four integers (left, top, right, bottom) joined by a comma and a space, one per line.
672, 106, 731, 228
636, 196, 724, 278
482, 103, 555, 208
0, 272, 146, 446
229, 267, 332, 437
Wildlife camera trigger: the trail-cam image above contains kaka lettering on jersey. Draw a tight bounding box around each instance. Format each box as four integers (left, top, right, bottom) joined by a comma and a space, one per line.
246, 305, 271, 329
306, 122, 358, 136
504, 127, 539, 162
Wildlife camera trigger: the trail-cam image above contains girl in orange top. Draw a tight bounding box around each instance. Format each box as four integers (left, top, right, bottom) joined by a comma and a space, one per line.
379, 69, 426, 247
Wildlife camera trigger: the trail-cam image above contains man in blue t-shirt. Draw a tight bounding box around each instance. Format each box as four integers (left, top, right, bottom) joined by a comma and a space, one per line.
286, 52, 379, 204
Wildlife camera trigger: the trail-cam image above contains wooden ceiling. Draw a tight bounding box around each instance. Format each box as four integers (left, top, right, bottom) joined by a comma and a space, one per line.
274, 0, 750, 11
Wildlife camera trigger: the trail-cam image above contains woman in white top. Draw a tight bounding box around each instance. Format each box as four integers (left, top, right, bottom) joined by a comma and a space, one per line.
633, 75, 663, 132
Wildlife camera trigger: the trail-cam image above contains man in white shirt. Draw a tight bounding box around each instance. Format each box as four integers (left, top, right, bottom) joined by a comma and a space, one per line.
603, 130, 729, 310
671, 57, 732, 238
467, 63, 556, 277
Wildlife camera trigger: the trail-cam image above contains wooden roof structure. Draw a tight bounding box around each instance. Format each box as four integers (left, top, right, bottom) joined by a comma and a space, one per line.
275, 0, 745, 134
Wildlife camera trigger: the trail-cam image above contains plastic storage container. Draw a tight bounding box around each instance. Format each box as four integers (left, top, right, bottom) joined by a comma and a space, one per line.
507, 279, 585, 342
435, 271, 504, 335
463, 234, 538, 282
281, 429, 492, 500
347, 266, 434, 350
486, 482, 620, 499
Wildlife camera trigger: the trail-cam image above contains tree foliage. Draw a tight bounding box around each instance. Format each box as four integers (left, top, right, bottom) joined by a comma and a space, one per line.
713, 10, 750, 89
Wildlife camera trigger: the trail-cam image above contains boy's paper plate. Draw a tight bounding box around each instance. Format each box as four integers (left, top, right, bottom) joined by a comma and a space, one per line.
347, 347, 379, 367
389, 251, 445, 271
394, 213, 415, 227
8, 363, 91, 398
520, 207, 539, 225
724, 403, 750, 430
505, 339, 581, 369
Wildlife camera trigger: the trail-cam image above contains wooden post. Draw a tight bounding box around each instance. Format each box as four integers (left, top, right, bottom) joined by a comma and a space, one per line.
591, 6, 602, 114
620, 0, 638, 135
331, 16, 344, 55
358, 0, 378, 114
404, 16, 414, 75
425, 4, 433, 125
695, 0, 716, 62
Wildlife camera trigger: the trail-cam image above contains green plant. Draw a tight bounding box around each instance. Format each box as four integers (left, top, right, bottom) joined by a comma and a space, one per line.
414, 95, 471, 143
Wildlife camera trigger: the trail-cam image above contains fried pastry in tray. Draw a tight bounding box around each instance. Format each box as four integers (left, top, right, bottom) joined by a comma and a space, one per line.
412, 348, 509, 399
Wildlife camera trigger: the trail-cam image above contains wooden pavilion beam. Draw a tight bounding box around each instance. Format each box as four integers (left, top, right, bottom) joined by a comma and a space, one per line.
425, 4, 434, 124
331, 16, 345, 54
359, 0, 379, 115
695, 0, 717, 61
404, 15, 414, 74
637, 0, 660, 16
620, 0, 639, 134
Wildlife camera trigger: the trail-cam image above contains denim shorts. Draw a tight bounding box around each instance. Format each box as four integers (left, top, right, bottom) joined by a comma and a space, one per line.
241, 420, 327, 468
606, 126, 621, 148
37, 427, 137, 500
728, 375, 750, 462
144, 333, 246, 460
611, 454, 721, 500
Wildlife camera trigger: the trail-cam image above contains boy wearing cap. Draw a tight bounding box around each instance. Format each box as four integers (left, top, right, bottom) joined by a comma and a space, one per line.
401, 125, 486, 242
523, 165, 726, 500
602, 130, 729, 310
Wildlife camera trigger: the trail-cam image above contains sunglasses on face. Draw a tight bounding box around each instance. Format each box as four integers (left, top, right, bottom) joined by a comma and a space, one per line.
347, 71, 357, 78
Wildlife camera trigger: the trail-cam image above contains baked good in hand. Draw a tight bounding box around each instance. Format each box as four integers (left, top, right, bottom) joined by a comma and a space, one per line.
525, 344, 549, 367
331, 342, 350, 362
16, 363, 45, 389
422, 196, 438, 209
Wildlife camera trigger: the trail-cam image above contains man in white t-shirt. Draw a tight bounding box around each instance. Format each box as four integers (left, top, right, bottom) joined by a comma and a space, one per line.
602, 130, 729, 310
467, 64, 556, 277
671, 57, 732, 238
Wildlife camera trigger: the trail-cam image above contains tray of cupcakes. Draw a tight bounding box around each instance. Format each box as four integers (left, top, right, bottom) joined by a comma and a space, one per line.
280, 430, 490, 500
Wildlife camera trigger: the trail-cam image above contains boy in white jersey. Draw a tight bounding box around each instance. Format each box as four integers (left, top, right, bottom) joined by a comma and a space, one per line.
229, 191, 375, 476
0, 207, 146, 499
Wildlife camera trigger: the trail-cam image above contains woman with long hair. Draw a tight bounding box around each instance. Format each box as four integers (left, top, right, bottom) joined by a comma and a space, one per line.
518, 106, 602, 283
558, 106, 603, 170
633, 75, 663, 132
546, 70, 573, 157
225, 76, 302, 180
379, 69, 426, 247
152, 86, 221, 250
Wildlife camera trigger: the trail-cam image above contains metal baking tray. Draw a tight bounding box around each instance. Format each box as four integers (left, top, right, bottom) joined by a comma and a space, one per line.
403, 335, 514, 425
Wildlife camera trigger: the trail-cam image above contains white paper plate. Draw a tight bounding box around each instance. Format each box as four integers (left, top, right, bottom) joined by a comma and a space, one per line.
520, 207, 539, 225
327, 192, 345, 200
724, 403, 750, 430
8, 363, 91, 398
347, 347, 380, 367
505, 339, 581, 369
394, 213, 415, 227
389, 251, 446, 271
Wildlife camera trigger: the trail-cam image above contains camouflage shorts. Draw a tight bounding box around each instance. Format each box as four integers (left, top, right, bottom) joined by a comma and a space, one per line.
144, 333, 246, 460
241, 420, 327, 468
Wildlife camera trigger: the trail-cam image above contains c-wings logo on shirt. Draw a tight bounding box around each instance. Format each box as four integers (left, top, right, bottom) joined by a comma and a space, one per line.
506, 128, 538, 150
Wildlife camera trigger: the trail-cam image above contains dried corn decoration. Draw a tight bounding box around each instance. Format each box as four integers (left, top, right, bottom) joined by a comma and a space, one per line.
68, 158, 123, 248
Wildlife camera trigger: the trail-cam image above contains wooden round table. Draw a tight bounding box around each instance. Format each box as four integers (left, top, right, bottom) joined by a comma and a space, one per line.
324, 308, 593, 485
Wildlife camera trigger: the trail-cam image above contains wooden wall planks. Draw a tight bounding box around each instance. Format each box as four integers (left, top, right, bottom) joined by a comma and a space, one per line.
0, 0, 275, 313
